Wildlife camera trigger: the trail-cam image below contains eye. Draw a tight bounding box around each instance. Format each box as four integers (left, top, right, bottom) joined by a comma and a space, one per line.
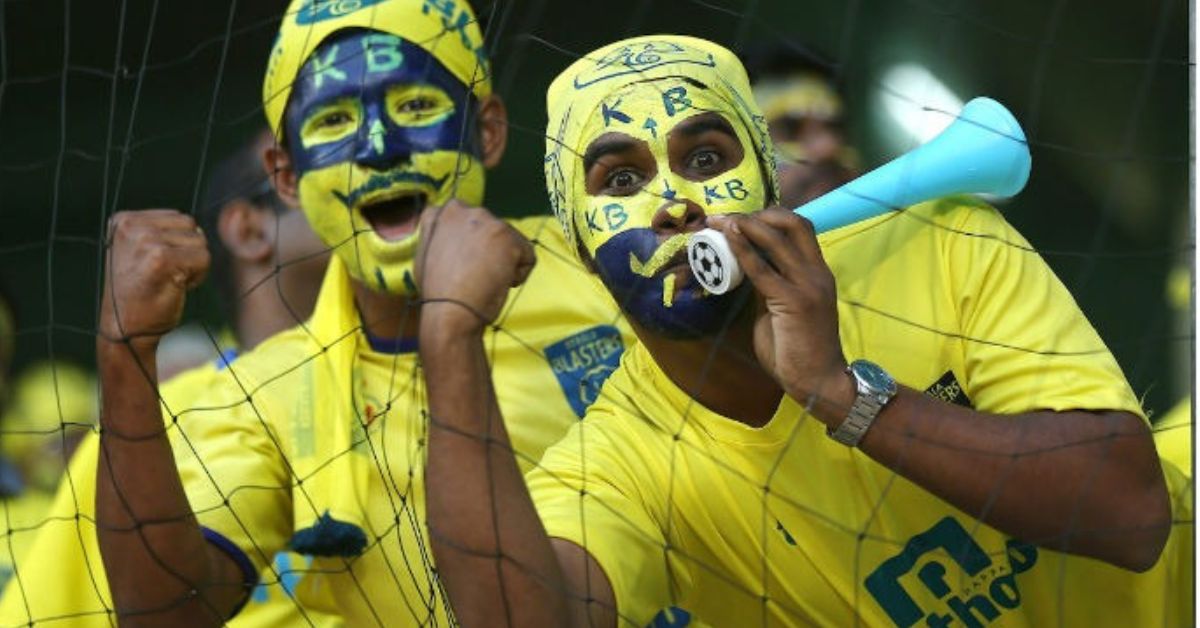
604, 168, 645, 194
317, 110, 352, 128
396, 98, 436, 115
686, 148, 722, 172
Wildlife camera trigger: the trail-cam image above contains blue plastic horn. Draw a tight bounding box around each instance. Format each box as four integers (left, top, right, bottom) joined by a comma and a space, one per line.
688, 97, 1032, 295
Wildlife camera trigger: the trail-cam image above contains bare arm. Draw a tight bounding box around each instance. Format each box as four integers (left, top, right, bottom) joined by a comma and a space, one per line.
96, 210, 247, 626
417, 202, 617, 628
713, 209, 1171, 572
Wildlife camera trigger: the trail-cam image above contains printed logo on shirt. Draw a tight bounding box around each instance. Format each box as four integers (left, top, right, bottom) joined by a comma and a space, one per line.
864, 516, 1038, 628
543, 325, 625, 417
924, 371, 972, 408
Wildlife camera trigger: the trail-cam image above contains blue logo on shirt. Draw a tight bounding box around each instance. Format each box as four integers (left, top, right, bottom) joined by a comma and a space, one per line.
295, 0, 388, 24
865, 516, 1038, 627
543, 325, 624, 417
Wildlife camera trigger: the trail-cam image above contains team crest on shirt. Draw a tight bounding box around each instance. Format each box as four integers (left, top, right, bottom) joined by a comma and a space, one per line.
865, 516, 1039, 627
543, 325, 624, 417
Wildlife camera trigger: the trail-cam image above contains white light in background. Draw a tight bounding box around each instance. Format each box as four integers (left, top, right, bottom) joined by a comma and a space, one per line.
878, 63, 964, 148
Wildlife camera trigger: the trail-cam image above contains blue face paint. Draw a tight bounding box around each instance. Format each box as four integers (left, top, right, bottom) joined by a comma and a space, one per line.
593, 228, 749, 339
284, 30, 479, 176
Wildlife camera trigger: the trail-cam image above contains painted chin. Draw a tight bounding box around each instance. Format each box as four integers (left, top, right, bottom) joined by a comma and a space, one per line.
359, 192, 427, 242
593, 229, 741, 339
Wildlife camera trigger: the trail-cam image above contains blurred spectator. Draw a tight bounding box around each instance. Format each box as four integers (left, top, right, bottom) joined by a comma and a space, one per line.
744, 44, 861, 207
0, 130, 333, 626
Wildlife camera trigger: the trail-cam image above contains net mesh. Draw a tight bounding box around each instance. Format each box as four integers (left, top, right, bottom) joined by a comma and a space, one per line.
0, 0, 1192, 626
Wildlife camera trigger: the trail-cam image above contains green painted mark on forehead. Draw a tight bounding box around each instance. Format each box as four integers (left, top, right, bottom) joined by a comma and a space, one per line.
361, 33, 405, 73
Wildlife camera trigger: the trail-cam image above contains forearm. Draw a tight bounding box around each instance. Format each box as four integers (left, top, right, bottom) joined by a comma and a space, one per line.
839, 387, 1170, 570
421, 315, 577, 627
95, 339, 244, 625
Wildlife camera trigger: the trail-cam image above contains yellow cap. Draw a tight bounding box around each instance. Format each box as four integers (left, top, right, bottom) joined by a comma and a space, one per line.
263, 0, 492, 138
544, 35, 779, 248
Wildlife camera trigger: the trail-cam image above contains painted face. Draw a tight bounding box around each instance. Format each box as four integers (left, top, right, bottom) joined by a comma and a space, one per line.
284, 30, 485, 294
574, 79, 767, 339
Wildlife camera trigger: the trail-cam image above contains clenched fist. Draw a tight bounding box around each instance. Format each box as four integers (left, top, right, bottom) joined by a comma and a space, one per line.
414, 200, 536, 336
99, 210, 210, 351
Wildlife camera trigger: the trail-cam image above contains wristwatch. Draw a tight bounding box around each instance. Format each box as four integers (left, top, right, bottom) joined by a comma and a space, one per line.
827, 359, 897, 447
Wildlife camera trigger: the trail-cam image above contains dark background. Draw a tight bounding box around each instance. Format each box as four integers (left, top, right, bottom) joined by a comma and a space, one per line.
0, 0, 1191, 416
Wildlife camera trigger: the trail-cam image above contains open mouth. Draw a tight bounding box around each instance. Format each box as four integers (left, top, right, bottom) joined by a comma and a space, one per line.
360, 193, 427, 242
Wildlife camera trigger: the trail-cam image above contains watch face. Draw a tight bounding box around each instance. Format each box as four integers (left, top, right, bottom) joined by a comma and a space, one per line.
852, 360, 896, 394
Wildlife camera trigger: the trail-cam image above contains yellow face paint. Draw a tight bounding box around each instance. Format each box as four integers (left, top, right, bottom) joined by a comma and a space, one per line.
662, 273, 676, 308
297, 150, 485, 293
571, 80, 767, 261
286, 31, 487, 295
543, 35, 779, 339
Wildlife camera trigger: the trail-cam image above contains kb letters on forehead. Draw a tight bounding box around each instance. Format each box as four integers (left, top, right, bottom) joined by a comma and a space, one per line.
599, 84, 697, 131
308, 35, 408, 90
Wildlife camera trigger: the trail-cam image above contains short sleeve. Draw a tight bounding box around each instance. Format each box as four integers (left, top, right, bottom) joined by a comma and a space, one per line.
526, 416, 678, 627
945, 203, 1144, 417
165, 368, 294, 577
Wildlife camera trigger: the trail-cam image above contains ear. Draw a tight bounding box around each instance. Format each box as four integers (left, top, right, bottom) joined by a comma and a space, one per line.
263, 143, 301, 208
477, 94, 509, 169
217, 200, 274, 264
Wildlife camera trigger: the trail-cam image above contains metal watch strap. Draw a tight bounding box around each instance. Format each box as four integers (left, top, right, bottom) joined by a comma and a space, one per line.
828, 361, 895, 447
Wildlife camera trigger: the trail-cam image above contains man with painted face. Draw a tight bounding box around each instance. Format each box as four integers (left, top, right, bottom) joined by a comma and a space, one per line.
419, 36, 1188, 627
94, 1, 629, 625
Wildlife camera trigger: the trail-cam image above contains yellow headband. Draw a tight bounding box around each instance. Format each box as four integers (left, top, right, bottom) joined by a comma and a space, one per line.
544, 35, 780, 249
263, 0, 493, 138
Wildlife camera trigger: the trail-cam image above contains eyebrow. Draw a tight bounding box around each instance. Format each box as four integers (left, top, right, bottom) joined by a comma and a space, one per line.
582, 135, 641, 174
672, 113, 738, 140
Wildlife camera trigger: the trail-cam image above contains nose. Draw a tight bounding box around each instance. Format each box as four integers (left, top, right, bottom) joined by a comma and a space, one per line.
651, 198, 707, 236
354, 104, 411, 171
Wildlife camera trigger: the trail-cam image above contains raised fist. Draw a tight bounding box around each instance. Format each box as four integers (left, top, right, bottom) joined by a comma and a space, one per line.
99, 210, 210, 349
414, 200, 536, 334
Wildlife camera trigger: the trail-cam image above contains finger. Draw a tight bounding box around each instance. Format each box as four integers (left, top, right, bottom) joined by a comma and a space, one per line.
414, 205, 446, 281
108, 211, 199, 245
717, 216, 786, 295
754, 206, 826, 267
167, 246, 211, 290
511, 233, 538, 287
153, 227, 207, 249
725, 212, 805, 277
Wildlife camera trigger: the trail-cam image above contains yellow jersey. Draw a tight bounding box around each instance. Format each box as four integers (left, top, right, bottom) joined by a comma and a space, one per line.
0, 355, 344, 628
528, 198, 1192, 627
0, 216, 630, 627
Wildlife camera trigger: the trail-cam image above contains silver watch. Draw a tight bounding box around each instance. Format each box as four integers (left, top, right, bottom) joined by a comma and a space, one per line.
827, 359, 897, 447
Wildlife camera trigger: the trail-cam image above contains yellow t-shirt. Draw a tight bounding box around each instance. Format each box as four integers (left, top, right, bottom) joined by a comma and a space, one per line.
529, 199, 1191, 627
0, 357, 342, 628
1154, 398, 1191, 478
0, 216, 630, 627
174, 216, 628, 626
0, 489, 54, 594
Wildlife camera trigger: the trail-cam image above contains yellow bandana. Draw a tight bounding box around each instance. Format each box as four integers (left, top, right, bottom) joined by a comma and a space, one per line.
263, 0, 492, 139
544, 35, 779, 252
